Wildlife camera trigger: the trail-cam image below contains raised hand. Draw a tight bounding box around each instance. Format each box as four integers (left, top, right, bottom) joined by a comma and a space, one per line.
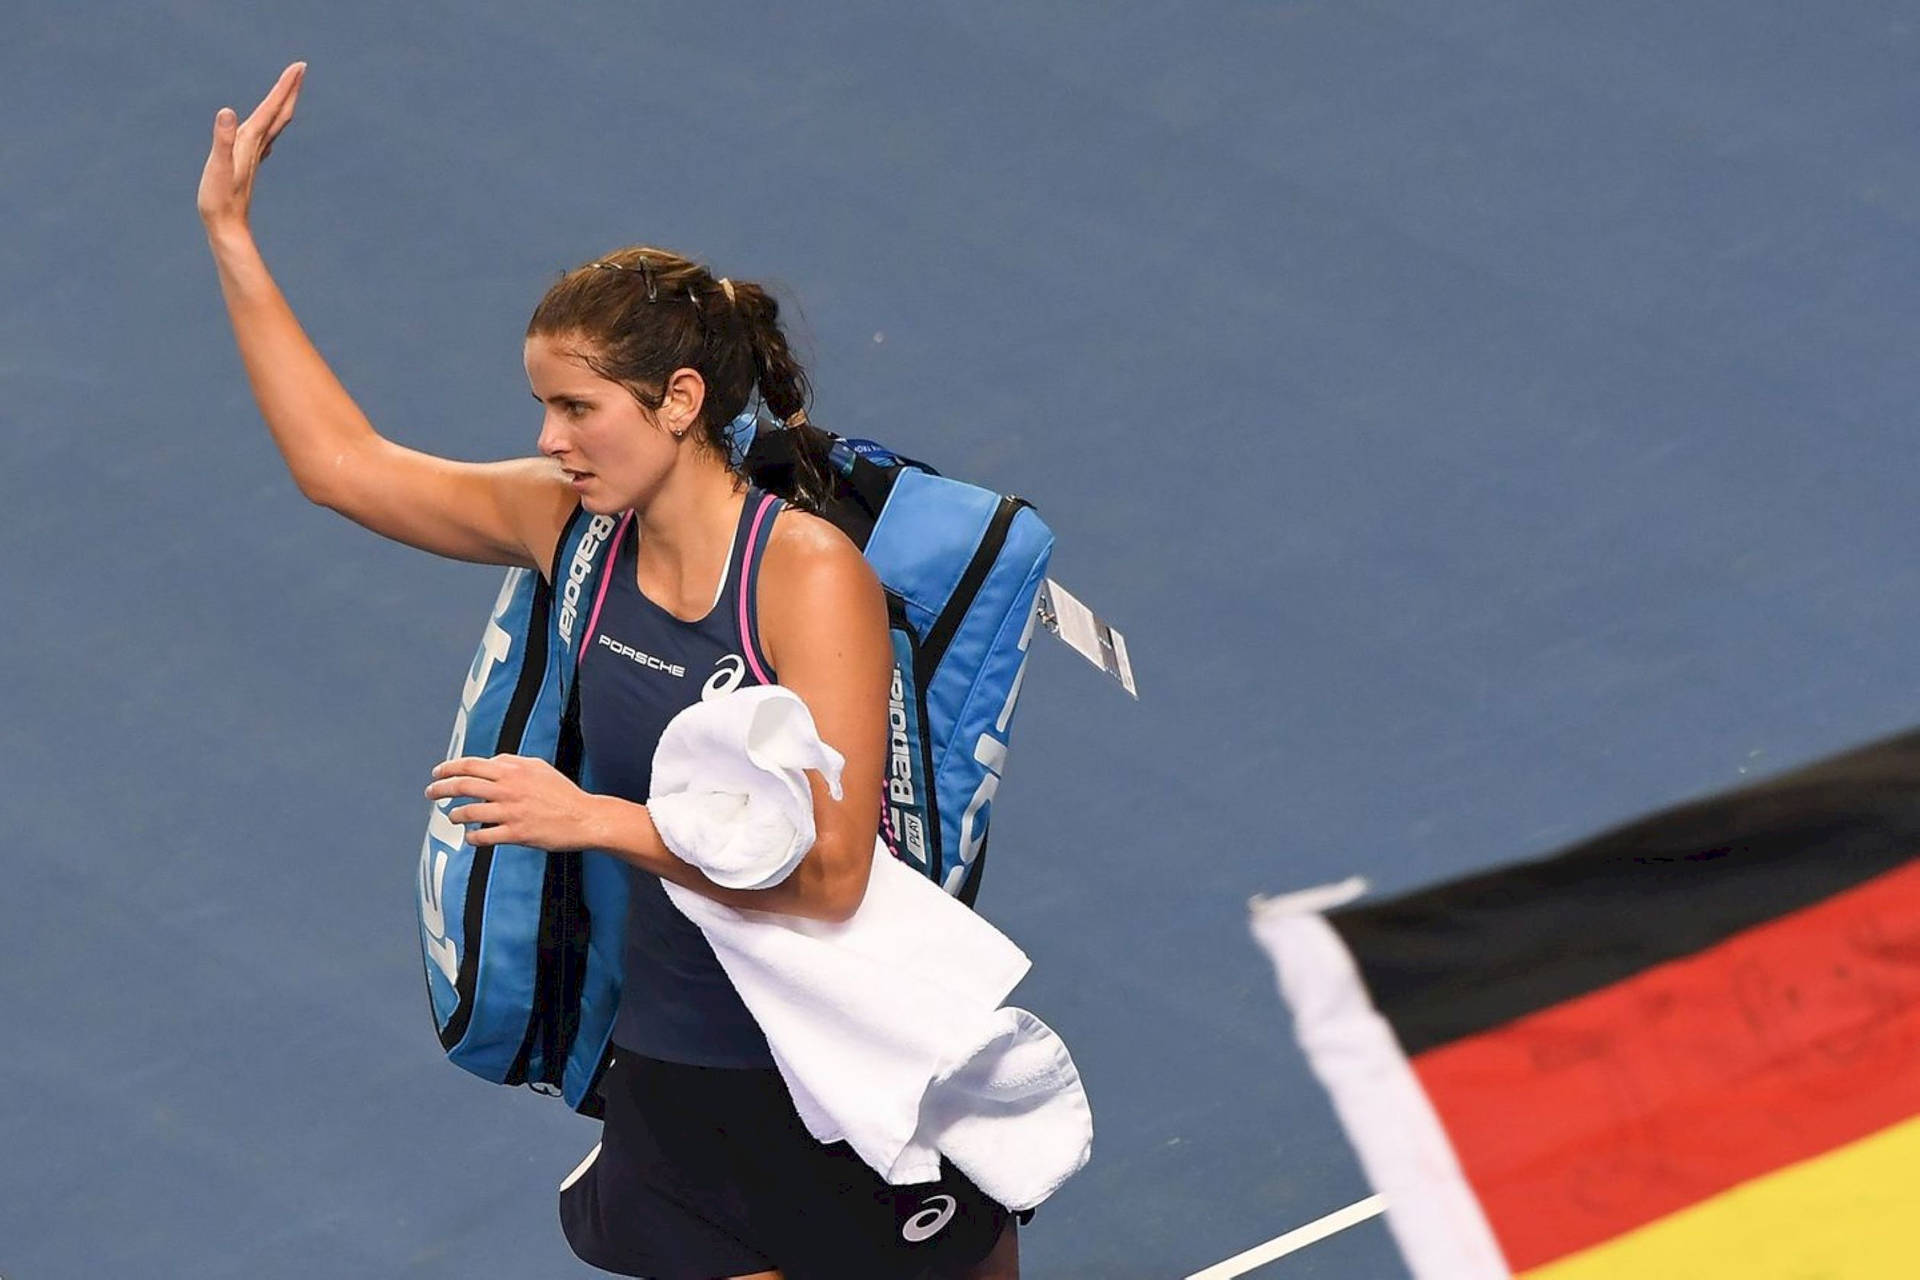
198, 62, 306, 234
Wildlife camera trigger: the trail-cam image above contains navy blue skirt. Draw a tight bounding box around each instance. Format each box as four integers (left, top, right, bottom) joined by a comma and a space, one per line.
558, 1046, 1011, 1279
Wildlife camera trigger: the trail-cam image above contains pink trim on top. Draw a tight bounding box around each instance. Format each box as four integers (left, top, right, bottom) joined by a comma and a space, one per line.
737, 494, 778, 684
578, 510, 633, 653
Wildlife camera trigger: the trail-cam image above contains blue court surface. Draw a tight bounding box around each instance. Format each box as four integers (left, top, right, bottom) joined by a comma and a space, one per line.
6, 4, 1919, 1276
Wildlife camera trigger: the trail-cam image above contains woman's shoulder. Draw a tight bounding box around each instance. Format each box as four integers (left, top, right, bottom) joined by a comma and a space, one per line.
760, 503, 868, 577
755, 504, 885, 650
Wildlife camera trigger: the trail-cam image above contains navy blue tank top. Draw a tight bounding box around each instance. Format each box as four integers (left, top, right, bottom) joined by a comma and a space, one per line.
577, 487, 784, 1068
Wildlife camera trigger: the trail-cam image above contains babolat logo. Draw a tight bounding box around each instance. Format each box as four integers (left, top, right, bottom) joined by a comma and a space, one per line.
886, 665, 928, 867
887, 667, 915, 807
420, 569, 522, 988
953, 603, 1038, 893
597, 632, 686, 677
557, 514, 618, 644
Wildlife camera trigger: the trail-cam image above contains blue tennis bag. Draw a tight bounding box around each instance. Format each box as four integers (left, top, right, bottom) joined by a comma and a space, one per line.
416, 508, 627, 1111
416, 413, 1053, 1113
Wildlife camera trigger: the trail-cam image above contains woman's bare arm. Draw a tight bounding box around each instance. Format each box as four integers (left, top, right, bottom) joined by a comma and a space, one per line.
200, 64, 573, 574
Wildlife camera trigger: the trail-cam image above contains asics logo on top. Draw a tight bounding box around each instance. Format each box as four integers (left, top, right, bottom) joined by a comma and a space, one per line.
597, 632, 686, 678
703, 654, 746, 701
901, 1194, 957, 1243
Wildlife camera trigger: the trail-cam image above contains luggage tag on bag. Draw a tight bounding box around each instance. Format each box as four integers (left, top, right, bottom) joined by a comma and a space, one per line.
1036, 579, 1137, 698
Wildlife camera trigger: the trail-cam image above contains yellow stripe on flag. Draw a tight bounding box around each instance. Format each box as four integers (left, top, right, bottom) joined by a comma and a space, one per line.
1521, 1115, 1920, 1280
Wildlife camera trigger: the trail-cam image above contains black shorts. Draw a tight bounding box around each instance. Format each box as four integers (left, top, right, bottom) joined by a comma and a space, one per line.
558, 1047, 1012, 1280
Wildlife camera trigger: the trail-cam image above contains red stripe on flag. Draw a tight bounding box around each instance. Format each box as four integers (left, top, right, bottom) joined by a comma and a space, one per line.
1409, 859, 1920, 1273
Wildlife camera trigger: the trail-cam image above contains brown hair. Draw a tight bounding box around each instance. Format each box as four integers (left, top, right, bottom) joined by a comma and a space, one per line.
526, 245, 813, 471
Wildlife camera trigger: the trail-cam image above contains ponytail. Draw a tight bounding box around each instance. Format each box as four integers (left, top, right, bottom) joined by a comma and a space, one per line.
728, 280, 809, 425
729, 279, 835, 512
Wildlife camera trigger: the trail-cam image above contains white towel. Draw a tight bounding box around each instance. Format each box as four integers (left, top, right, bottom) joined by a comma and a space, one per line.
648, 686, 1093, 1212
648, 686, 846, 890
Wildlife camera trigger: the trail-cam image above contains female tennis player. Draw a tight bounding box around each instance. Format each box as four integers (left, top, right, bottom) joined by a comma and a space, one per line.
199, 63, 1020, 1280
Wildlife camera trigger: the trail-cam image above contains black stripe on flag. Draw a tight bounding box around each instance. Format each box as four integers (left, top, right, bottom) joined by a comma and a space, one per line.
1333, 728, 1920, 1056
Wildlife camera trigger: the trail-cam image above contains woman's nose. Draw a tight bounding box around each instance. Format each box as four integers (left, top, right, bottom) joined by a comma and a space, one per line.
536, 413, 567, 458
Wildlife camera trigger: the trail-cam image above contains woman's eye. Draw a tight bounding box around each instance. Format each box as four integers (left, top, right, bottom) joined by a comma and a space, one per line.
565, 401, 590, 417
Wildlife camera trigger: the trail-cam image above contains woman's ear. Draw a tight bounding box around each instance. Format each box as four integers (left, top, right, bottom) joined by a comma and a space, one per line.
659, 367, 707, 439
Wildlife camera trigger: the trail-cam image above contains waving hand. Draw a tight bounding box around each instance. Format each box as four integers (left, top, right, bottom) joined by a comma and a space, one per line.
198, 61, 306, 233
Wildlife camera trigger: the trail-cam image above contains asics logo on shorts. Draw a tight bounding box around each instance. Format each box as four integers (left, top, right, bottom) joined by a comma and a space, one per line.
902, 1194, 957, 1243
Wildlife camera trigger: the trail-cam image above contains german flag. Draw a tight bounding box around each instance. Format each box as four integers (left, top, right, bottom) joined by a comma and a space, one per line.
1254, 730, 1920, 1278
